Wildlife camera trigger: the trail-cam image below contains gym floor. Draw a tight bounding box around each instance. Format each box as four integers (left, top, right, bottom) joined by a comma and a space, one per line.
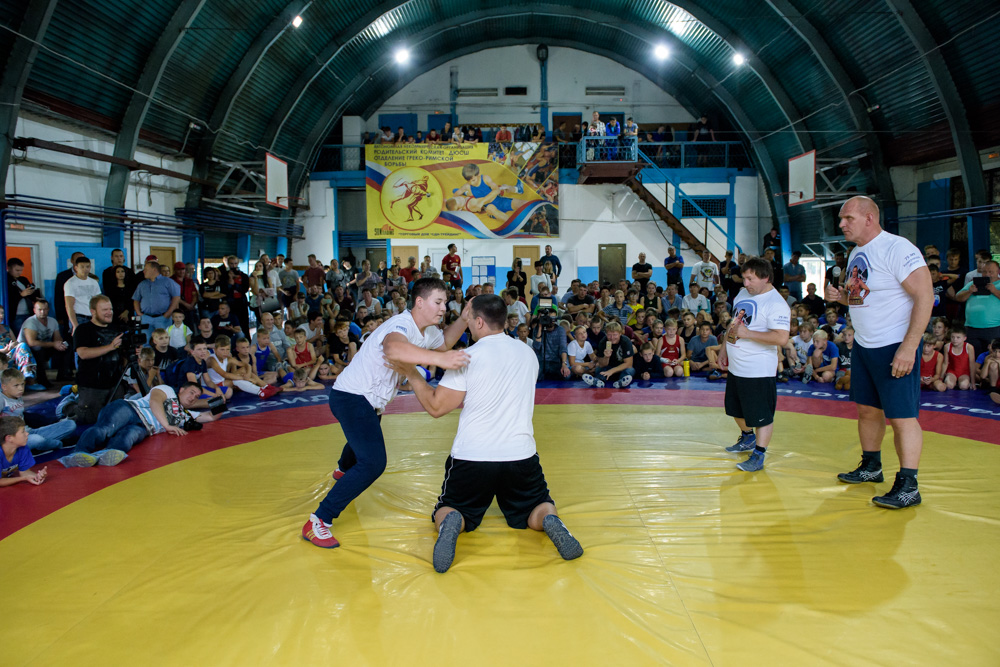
3, 383, 998, 665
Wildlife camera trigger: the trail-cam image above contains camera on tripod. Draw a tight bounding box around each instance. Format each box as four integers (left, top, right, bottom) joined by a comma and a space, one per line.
535, 297, 558, 329
121, 314, 149, 352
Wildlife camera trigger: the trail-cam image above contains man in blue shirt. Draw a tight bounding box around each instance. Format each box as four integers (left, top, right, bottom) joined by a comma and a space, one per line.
132, 261, 181, 340
664, 246, 685, 295
783, 251, 806, 301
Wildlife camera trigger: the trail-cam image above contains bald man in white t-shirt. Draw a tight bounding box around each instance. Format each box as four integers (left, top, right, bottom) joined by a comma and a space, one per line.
826, 196, 933, 510
392, 294, 583, 572
302, 278, 472, 549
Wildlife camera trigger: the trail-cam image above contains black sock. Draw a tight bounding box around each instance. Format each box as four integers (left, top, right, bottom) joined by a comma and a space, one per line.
898, 467, 918, 478
754, 445, 766, 454
742, 429, 754, 436
862, 450, 881, 463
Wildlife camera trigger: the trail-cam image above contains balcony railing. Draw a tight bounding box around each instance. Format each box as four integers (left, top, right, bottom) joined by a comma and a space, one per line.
312, 139, 751, 172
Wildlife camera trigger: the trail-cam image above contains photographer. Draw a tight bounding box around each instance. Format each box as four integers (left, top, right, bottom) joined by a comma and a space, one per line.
60, 382, 218, 468
953, 259, 1000, 357
7, 257, 38, 335
531, 295, 569, 379
74, 295, 125, 423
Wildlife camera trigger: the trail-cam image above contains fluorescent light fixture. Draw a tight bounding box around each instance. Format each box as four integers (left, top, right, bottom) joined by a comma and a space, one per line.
654, 44, 670, 60
394, 47, 410, 64
292, 15, 303, 28
732, 52, 746, 66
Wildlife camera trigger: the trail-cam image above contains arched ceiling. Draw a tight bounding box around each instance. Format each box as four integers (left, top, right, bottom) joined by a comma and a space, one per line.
1, 0, 997, 240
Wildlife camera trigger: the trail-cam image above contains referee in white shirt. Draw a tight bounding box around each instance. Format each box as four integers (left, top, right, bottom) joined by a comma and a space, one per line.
393, 294, 583, 572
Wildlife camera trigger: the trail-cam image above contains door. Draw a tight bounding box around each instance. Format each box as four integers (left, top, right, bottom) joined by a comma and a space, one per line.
150, 246, 176, 270
512, 245, 540, 273
6, 246, 37, 283
365, 247, 385, 270
392, 245, 420, 271
598, 243, 626, 287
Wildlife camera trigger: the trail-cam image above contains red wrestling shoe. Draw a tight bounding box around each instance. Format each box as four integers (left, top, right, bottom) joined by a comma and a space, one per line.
302, 514, 340, 548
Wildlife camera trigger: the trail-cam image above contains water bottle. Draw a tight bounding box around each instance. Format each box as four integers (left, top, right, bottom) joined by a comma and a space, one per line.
683, 360, 690, 377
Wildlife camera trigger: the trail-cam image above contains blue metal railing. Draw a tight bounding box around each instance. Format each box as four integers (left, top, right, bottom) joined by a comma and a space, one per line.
635, 151, 742, 257
576, 136, 638, 164
314, 139, 749, 171
633, 141, 749, 169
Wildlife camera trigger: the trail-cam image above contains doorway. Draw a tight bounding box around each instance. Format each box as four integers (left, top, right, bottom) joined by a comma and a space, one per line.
598, 243, 626, 287
392, 245, 420, 271
150, 247, 177, 270
552, 113, 582, 135
512, 245, 540, 273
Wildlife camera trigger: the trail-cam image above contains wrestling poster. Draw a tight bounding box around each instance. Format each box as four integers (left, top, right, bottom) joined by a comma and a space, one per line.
365, 141, 558, 239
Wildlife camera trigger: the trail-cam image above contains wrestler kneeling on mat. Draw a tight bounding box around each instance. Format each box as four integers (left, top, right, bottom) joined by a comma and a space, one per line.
388, 294, 583, 572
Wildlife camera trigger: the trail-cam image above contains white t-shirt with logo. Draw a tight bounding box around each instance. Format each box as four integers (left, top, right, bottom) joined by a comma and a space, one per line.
125, 385, 199, 435
690, 261, 719, 291
567, 340, 594, 362
727, 287, 791, 377
845, 231, 925, 348
334, 310, 445, 411
439, 333, 538, 462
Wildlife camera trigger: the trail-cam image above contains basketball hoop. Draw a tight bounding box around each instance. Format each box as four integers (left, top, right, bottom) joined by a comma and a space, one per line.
773, 191, 804, 198
277, 196, 305, 206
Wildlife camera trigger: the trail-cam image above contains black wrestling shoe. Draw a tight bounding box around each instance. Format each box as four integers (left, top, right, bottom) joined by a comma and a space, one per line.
872, 473, 921, 509
837, 457, 884, 484
433, 511, 463, 573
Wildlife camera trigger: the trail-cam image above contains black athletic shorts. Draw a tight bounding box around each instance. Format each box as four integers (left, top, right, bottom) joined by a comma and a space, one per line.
433, 454, 554, 532
724, 373, 777, 428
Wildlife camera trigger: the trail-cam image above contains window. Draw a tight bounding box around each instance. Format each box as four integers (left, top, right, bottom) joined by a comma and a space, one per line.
681, 197, 727, 218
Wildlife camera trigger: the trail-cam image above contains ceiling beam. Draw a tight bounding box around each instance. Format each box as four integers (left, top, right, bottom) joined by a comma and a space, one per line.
185, 0, 309, 207
231, 0, 416, 159
0, 0, 59, 201
884, 0, 986, 210
764, 0, 897, 213
285, 18, 788, 235
103, 0, 207, 210
671, 1, 810, 154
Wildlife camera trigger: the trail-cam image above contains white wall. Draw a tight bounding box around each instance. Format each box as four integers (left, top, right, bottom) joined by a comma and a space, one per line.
292, 181, 336, 264
370, 45, 695, 131
4, 113, 192, 292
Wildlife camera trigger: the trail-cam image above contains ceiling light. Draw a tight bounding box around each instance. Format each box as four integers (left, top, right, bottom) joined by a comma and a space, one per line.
654, 44, 670, 61
732, 53, 746, 66
292, 15, 303, 28
394, 47, 410, 64
669, 20, 687, 36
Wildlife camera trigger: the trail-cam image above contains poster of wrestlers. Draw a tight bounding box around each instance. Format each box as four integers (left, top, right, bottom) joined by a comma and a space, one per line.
366, 141, 558, 239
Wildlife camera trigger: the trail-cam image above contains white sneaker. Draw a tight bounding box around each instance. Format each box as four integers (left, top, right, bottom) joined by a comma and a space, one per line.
613, 375, 633, 389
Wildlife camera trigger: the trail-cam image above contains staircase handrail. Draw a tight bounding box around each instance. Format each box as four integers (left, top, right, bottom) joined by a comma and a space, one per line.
635, 151, 742, 256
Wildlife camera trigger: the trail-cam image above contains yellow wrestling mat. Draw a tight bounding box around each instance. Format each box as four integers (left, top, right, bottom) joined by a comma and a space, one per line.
3, 405, 999, 665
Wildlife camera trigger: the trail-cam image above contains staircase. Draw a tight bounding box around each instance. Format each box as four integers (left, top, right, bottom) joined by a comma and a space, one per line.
624, 175, 716, 261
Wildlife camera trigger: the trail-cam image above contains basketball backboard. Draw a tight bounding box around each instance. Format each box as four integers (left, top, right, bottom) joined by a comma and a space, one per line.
266, 153, 289, 209
788, 150, 815, 206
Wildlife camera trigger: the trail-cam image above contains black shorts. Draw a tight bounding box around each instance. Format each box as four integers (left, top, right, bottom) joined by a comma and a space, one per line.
724, 374, 777, 428
433, 454, 554, 532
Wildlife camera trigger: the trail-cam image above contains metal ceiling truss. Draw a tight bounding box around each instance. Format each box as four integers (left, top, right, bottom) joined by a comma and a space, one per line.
185, 0, 310, 207
763, 0, 897, 213
0, 0, 59, 201
103, 0, 208, 211
884, 0, 986, 209
284, 7, 791, 237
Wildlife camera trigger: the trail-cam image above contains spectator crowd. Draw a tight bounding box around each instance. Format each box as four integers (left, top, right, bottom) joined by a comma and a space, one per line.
2, 237, 994, 481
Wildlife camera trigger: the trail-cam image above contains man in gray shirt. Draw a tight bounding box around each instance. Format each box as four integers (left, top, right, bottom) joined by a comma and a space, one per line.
17, 299, 72, 383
